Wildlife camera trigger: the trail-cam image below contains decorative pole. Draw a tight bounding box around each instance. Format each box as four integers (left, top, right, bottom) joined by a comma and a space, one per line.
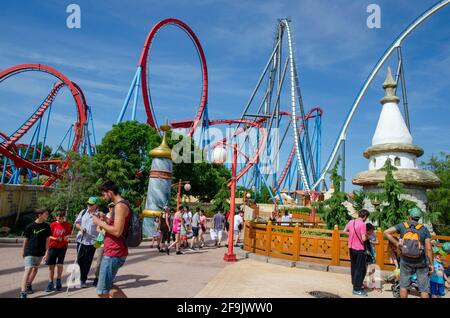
224, 143, 238, 262
142, 122, 173, 237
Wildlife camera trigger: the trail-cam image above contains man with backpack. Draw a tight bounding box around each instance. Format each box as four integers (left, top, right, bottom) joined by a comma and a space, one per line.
384, 207, 434, 298
93, 180, 140, 298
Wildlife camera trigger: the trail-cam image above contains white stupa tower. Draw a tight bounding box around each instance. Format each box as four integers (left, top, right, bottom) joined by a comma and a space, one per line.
352, 67, 440, 213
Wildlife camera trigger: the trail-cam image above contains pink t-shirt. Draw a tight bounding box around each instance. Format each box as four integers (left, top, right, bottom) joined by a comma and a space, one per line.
344, 218, 366, 251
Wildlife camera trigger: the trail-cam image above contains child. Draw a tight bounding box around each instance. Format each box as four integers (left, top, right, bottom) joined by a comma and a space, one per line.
430, 242, 450, 297
363, 223, 380, 291
93, 210, 108, 287
151, 217, 161, 248
19, 208, 51, 298
46, 210, 72, 292
384, 241, 400, 284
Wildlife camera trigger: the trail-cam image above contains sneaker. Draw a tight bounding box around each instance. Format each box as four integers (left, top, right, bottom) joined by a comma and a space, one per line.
80, 281, 88, 288
56, 279, 62, 291
93, 278, 98, 287
25, 283, 33, 294
352, 290, 368, 296
19, 292, 27, 299
45, 281, 54, 292
166, 247, 170, 255
176, 251, 183, 255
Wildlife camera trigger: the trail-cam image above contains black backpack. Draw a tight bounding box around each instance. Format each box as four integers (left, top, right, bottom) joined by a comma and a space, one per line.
113, 200, 142, 247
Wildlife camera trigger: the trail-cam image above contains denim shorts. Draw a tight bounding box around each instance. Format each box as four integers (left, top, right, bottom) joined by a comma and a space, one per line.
24, 256, 43, 269
399, 261, 430, 293
96, 256, 126, 295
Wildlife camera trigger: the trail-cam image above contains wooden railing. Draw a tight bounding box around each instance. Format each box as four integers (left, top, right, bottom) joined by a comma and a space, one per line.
243, 221, 450, 270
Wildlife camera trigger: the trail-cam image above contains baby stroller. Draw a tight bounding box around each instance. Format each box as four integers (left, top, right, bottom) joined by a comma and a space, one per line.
391, 271, 419, 298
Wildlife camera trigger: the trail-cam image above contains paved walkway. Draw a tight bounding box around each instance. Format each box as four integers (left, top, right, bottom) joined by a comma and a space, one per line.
1, 240, 447, 298
0, 241, 230, 298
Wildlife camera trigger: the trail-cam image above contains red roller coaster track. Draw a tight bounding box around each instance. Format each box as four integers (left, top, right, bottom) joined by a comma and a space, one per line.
0, 64, 87, 186
139, 18, 208, 137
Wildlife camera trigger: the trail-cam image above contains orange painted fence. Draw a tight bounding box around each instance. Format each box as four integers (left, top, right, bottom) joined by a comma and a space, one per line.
243, 221, 450, 270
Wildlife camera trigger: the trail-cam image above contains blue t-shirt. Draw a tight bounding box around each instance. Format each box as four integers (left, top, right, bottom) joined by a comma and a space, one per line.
431, 259, 445, 285
213, 213, 225, 230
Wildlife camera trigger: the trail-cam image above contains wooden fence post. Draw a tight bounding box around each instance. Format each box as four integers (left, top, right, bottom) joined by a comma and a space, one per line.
331, 225, 340, 266
293, 223, 300, 261
265, 221, 272, 257
375, 227, 384, 270
250, 221, 256, 254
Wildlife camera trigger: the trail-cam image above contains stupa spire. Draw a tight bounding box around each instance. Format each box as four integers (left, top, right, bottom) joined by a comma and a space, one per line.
380, 66, 400, 105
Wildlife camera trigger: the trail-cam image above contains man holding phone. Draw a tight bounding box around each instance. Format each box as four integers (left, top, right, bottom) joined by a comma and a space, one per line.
75, 196, 100, 288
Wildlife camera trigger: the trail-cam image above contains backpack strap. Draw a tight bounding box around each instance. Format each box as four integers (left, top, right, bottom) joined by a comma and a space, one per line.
415, 224, 423, 230
403, 221, 409, 229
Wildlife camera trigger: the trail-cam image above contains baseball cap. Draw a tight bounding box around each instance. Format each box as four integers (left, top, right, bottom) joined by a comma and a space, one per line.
87, 196, 99, 205
408, 207, 422, 220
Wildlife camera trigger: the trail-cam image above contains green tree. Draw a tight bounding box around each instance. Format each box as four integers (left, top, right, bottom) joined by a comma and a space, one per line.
316, 156, 351, 229
351, 189, 367, 212
421, 152, 449, 235
367, 159, 417, 230
95, 121, 161, 206
38, 152, 104, 223
211, 186, 230, 212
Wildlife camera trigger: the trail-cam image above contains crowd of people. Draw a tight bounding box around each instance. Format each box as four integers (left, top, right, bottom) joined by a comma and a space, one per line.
18, 180, 246, 298
149, 206, 245, 254
17, 181, 449, 299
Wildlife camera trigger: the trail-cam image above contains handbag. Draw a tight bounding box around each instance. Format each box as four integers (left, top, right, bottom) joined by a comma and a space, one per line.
353, 220, 374, 263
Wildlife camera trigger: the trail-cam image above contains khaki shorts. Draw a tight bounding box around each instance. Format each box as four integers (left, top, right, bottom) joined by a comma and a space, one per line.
399, 261, 430, 293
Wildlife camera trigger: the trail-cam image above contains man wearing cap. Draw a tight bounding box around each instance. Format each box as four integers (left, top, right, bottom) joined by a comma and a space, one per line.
384, 207, 434, 298
74, 196, 100, 288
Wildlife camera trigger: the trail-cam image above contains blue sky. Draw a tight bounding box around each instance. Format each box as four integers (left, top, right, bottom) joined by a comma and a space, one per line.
0, 0, 449, 190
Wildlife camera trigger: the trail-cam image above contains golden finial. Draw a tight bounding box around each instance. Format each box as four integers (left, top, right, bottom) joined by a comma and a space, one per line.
149, 119, 172, 159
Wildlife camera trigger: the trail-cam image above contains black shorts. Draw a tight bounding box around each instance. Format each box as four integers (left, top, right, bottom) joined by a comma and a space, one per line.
192, 227, 199, 237
47, 247, 67, 265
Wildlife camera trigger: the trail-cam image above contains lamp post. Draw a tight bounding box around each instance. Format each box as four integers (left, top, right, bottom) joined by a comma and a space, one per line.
173, 180, 191, 212
223, 143, 238, 262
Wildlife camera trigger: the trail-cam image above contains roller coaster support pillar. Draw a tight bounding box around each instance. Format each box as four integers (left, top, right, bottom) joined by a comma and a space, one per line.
117, 67, 141, 123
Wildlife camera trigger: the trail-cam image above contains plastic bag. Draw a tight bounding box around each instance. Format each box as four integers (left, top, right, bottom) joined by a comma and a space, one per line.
93, 232, 104, 249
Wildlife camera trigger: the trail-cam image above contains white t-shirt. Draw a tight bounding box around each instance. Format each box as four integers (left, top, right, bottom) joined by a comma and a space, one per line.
234, 214, 243, 231
281, 215, 291, 225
